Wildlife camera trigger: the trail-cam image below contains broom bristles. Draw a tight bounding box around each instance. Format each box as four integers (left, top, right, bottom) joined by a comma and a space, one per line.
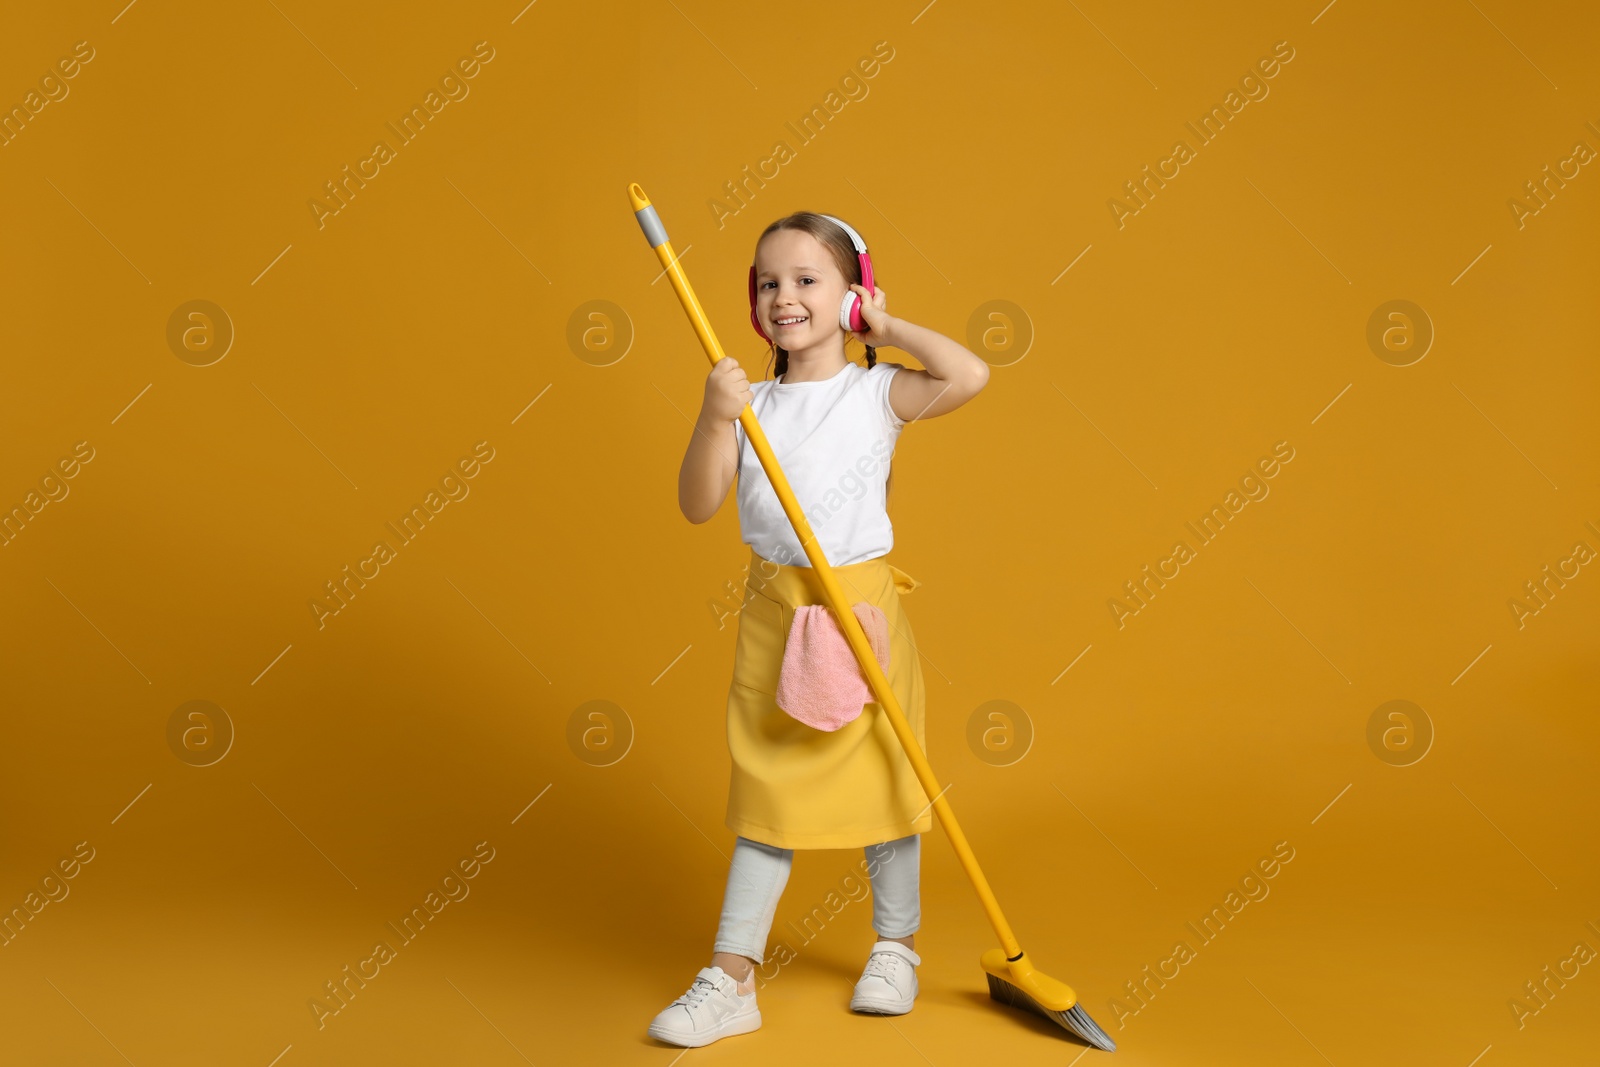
986, 971, 1118, 1052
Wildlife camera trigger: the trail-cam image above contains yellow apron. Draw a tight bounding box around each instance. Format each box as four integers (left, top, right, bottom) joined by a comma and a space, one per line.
725, 546, 934, 850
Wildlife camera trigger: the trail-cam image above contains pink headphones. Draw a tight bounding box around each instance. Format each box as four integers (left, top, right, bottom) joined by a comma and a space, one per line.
748, 214, 875, 343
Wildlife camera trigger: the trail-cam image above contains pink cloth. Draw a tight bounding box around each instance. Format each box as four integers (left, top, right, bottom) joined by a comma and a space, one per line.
774, 602, 891, 732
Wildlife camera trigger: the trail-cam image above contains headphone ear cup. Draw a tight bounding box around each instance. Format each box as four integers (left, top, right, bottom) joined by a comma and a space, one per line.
839, 290, 861, 332
849, 251, 875, 332
748, 265, 770, 341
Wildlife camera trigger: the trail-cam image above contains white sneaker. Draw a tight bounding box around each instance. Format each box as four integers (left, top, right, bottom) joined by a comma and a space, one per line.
647, 965, 761, 1047
850, 940, 920, 1015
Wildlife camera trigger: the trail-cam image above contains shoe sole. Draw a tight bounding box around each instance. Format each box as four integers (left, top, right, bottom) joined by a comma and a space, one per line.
850, 995, 914, 1015
647, 1010, 761, 1048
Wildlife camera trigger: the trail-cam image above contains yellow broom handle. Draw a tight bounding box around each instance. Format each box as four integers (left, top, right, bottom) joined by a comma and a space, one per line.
629, 183, 1023, 961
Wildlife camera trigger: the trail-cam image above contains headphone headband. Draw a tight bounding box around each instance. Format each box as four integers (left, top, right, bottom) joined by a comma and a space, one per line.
816, 213, 867, 255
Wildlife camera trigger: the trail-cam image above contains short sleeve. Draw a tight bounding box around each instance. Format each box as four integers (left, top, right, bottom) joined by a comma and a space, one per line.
876, 361, 908, 432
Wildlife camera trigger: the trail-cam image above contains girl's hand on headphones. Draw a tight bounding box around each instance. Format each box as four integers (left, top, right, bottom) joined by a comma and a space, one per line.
847, 284, 894, 347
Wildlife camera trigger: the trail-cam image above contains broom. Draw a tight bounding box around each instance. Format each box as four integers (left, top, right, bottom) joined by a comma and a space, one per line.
628, 183, 1117, 1053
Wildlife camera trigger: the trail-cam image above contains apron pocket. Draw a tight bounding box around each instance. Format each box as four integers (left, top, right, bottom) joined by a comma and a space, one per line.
731, 586, 786, 696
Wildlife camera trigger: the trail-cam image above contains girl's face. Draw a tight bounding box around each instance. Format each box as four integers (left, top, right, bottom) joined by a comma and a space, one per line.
752, 229, 849, 357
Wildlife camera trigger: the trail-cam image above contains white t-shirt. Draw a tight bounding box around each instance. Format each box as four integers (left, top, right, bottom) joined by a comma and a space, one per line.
733, 360, 907, 568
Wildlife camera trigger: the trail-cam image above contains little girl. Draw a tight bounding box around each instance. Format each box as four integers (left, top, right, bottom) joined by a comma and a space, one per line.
647, 211, 989, 1048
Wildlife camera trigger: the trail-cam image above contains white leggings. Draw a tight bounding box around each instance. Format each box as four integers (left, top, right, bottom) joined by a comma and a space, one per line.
712, 834, 920, 964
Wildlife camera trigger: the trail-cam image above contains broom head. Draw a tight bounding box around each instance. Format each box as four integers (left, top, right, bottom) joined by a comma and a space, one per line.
981, 948, 1117, 1052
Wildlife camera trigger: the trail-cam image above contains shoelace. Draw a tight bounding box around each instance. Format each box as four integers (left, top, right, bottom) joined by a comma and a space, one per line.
677, 976, 717, 1007
679, 973, 747, 1008
862, 952, 905, 985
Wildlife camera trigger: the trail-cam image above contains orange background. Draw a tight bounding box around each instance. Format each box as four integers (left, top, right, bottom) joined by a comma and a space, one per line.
2, 1, 1596, 1064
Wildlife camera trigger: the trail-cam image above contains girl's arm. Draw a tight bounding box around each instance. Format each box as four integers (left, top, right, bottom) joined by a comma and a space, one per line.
678, 356, 750, 524
848, 284, 990, 423
678, 415, 737, 524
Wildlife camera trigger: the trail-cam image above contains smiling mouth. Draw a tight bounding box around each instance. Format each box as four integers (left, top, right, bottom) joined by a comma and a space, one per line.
775, 316, 808, 329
